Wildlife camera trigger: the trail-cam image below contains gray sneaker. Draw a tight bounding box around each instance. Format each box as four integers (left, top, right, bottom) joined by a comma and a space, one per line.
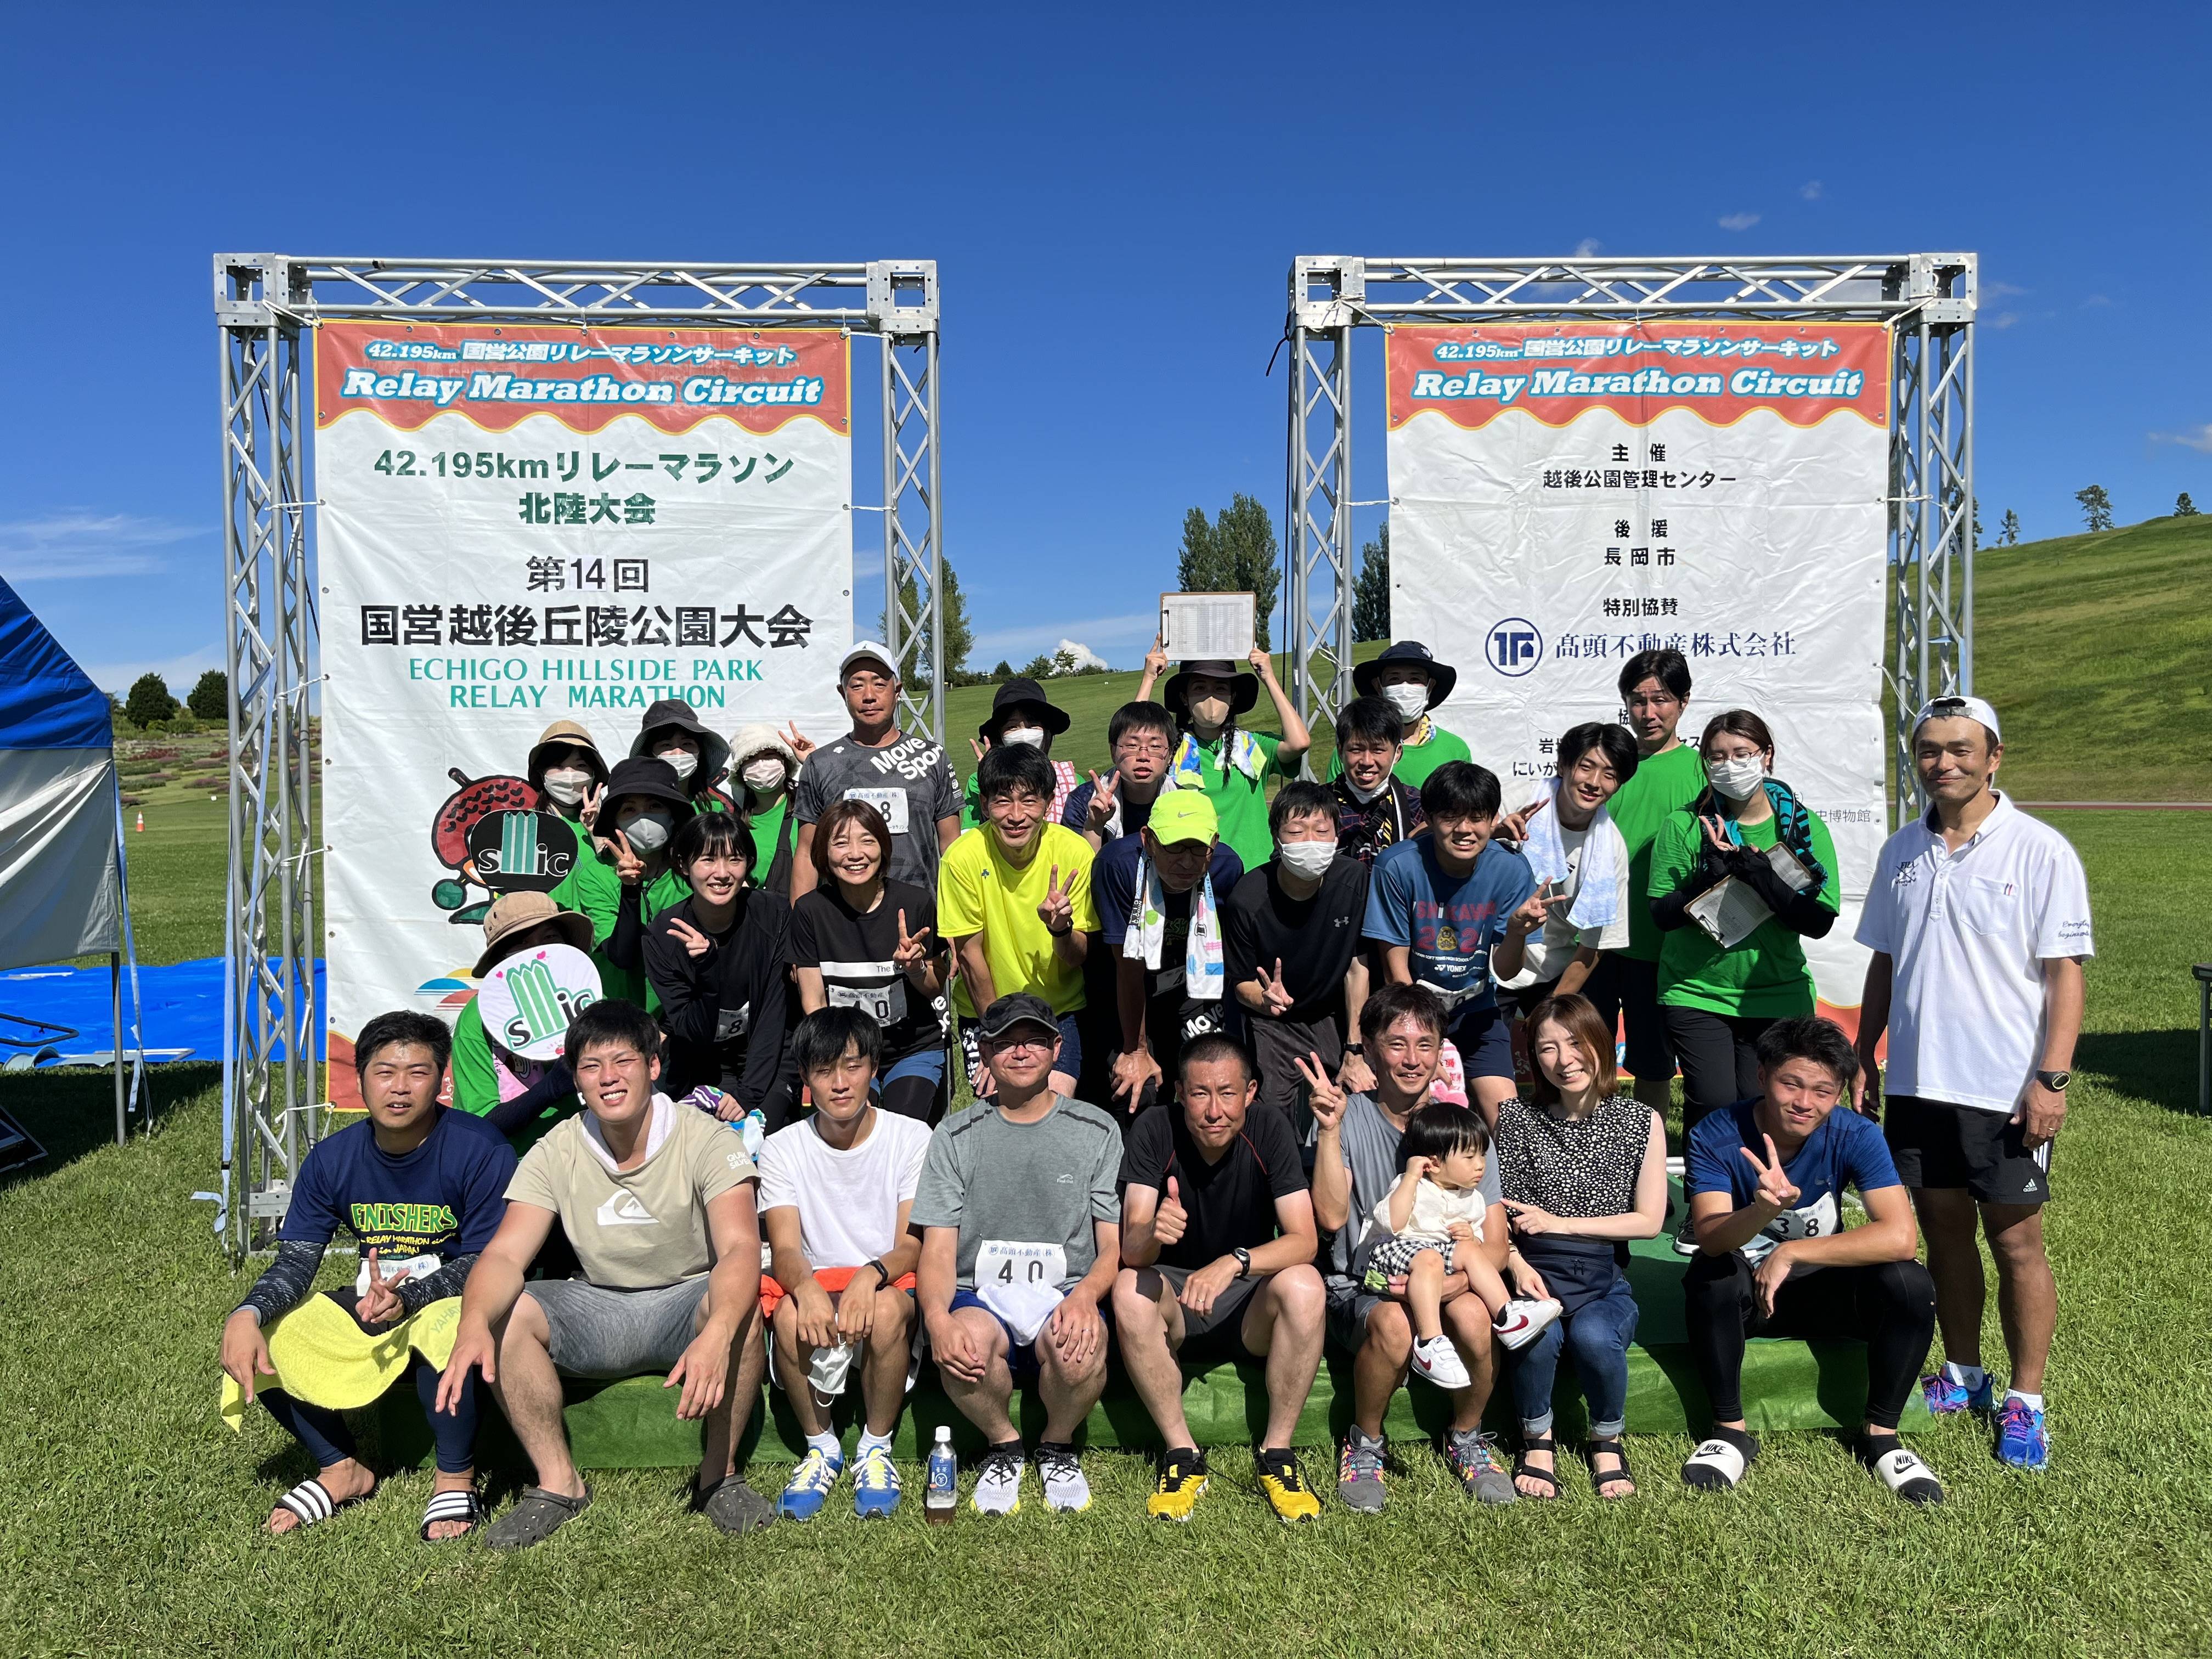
1336, 1427, 1387, 1513
1447, 1429, 1517, 1505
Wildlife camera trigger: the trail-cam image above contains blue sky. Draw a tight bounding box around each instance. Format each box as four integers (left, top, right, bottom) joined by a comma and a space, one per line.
3, 3, 2206, 691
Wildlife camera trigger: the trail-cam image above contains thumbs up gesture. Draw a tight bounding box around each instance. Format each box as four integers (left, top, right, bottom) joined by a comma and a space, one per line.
1154, 1175, 1189, 1246
1037, 864, 1075, 935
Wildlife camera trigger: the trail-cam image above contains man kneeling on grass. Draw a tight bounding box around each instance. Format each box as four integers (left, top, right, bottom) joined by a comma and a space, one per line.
1679, 1016, 1945, 1505
757, 1007, 931, 1521
220, 1011, 515, 1542
1114, 1034, 1326, 1523
912, 993, 1123, 1516
438, 998, 774, 1548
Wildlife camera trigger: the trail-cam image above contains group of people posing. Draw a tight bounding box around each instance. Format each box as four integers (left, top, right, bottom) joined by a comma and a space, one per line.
220, 633, 2092, 1545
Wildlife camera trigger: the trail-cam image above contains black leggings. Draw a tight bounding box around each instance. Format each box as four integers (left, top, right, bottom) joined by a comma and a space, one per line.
1662, 1007, 1782, 1132
1683, 1251, 1936, 1431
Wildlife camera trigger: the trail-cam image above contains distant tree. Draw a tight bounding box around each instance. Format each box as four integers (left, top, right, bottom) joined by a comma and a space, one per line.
2000, 508, 2022, 546
1352, 523, 1392, 642
2075, 484, 2114, 532
187, 669, 228, 721
2176, 492, 2199, 518
1018, 653, 1056, 680
1051, 646, 1080, 678
1177, 494, 1282, 649
939, 561, 974, 683
125, 673, 177, 728
1972, 497, 1983, 546
876, 553, 972, 692
989, 659, 1014, 680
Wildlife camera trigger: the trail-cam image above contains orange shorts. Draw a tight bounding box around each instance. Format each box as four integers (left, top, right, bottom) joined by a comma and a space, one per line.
759, 1263, 918, 1321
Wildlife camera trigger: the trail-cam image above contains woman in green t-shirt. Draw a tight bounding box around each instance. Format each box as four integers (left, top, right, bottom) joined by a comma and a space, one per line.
1137, 644, 1310, 871
1647, 709, 1839, 1133
726, 721, 805, 897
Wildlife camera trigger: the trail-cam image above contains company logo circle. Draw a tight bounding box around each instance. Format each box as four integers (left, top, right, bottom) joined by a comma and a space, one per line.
1485, 618, 1544, 677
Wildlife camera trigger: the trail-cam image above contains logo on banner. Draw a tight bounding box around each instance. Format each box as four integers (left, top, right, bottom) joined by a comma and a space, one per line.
428, 769, 578, 926
1485, 619, 1544, 678
477, 944, 602, 1060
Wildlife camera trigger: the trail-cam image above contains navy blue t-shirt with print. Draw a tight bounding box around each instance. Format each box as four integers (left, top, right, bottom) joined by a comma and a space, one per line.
1361, 836, 1535, 1025
278, 1107, 516, 1258
1092, 835, 1246, 1002
1684, 1099, 1902, 1265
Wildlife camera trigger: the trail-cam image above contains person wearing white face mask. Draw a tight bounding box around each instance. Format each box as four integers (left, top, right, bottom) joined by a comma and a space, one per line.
526, 720, 610, 831
1135, 641, 1311, 873
726, 723, 804, 897
961, 677, 1079, 829
547, 755, 698, 1011
1326, 641, 1472, 793
1646, 709, 1841, 1146
630, 698, 733, 812
1325, 697, 1427, 866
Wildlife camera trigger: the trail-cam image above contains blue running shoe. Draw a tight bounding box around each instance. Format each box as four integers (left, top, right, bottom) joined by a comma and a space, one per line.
1996, 1398, 2048, 1470
778, 1447, 844, 1520
1921, 1370, 1996, 1416
852, 1444, 902, 1519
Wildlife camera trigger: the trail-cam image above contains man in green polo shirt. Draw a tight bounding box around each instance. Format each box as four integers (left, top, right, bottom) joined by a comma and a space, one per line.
1329, 641, 1472, 793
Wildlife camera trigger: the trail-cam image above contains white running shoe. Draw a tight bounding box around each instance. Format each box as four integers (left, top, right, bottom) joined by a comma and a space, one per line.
1035, 1443, 1092, 1512
971, 1446, 1024, 1516
1493, 1298, 1564, 1352
1409, 1334, 1472, 1389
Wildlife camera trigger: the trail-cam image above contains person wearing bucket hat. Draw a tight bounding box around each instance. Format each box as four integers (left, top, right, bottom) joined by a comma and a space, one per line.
545, 755, 698, 1010
1090, 788, 1245, 1115
450, 893, 596, 1150
791, 641, 963, 899
527, 720, 611, 831
961, 676, 1080, 830
728, 723, 805, 898
1328, 642, 1472, 793
1135, 637, 1310, 872
632, 698, 733, 812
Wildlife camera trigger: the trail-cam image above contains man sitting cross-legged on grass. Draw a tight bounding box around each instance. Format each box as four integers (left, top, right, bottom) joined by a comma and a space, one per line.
438, 998, 774, 1548
912, 993, 1123, 1516
757, 1007, 931, 1521
1306, 983, 1519, 1512
1113, 1034, 1327, 1523
220, 1011, 515, 1543
1679, 1015, 1945, 1505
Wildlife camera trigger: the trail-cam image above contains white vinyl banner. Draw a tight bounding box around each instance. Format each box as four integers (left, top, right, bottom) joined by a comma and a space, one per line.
1385, 321, 1891, 1010
317, 321, 853, 1086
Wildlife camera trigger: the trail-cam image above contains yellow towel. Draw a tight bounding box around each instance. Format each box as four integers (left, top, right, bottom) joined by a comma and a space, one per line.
220, 1295, 462, 1431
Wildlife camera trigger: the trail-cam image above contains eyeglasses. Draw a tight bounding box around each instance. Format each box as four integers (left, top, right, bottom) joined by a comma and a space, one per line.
986, 1033, 1057, 1053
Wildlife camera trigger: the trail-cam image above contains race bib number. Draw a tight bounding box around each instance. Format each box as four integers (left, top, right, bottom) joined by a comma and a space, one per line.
714, 1001, 753, 1043
843, 787, 910, 836
977, 1239, 1067, 1290
827, 978, 907, 1025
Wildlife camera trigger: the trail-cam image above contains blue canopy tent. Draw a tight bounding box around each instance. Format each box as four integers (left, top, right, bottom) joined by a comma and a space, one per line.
0, 574, 144, 1148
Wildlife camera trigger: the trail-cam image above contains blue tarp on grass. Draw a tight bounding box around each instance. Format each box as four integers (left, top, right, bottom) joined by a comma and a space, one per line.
0, 957, 326, 1065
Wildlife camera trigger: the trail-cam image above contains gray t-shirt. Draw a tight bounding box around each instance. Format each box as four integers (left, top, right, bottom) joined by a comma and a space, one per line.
910, 1094, 1122, 1291
1306, 1091, 1502, 1297
792, 731, 961, 894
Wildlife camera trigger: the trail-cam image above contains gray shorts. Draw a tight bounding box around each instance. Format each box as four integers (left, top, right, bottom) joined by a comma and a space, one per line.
1325, 1284, 1387, 1357
523, 1276, 712, 1378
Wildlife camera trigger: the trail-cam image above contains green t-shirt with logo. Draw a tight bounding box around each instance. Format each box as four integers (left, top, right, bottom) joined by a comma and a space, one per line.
1649, 804, 1839, 1019
1182, 729, 1299, 872
1607, 743, 1709, 962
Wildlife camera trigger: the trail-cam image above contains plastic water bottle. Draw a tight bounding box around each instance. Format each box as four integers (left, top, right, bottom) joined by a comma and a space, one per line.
924, 1425, 957, 1524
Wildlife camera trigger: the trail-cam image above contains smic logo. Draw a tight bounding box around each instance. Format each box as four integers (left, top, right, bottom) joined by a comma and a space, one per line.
1486, 618, 1543, 677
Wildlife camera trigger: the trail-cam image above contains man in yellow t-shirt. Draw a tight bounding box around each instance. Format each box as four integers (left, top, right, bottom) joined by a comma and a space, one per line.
940, 744, 1100, 1099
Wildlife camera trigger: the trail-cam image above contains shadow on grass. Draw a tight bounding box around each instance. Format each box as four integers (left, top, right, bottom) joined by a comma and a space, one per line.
2078, 1029, 2200, 1114
0, 1060, 219, 1186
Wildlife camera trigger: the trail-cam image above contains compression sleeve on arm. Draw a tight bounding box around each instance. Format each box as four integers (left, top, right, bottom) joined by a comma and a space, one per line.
1736, 857, 1838, 938
238, 1238, 327, 1326
481, 1062, 576, 1139
396, 1252, 481, 1316
607, 882, 646, 970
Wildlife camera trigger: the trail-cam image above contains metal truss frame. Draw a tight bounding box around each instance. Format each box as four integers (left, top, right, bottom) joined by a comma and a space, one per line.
1284, 254, 1975, 815
212, 255, 939, 1256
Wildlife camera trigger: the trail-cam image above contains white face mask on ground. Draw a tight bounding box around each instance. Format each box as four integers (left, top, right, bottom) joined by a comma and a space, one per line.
741, 758, 787, 792
1276, 839, 1337, 879
541, 768, 592, 806
619, 810, 674, 853
1000, 726, 1046, 748
1382, 682, 1430, 720
656, 748, 699, 781
1706, 755, 1767, 802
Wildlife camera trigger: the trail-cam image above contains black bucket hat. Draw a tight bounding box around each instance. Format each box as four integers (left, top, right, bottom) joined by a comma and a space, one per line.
1352, 641, 1458, 708
601, 755, 698, 817
1161, 658, 1260, 721
630, 698, 731, 793
978, 676, 1072, 742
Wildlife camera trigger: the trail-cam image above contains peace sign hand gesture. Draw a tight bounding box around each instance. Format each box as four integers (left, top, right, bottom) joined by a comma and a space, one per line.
1084, 770, 1120, 832
666, 916, 715, 960
782, 721, 816, 763
612, 828, 645, 885
579, 781, 605, 831
1037, 865, 1075, 935
1256, 958, 1296, 1015
356, 1247, 408, 1328
1296, 1049, 1347, 1130
970, 735, 990, 764
1740, 1133, 1801, 1213
893, 907, 934, 973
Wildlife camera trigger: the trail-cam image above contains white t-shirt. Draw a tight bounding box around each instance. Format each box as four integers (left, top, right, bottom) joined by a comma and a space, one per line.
1855, 793, 2094, 1114
1502, 815, 1633, 988
1370, 1176, 1488, 1245
755, 1108, 932, 1268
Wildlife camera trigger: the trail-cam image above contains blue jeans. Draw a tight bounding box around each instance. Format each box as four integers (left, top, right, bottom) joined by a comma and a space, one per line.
1508, 1274, 1639, 1440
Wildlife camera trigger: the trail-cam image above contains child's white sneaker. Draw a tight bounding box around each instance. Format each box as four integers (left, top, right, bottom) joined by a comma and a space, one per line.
1410, 1334, 1472, 1389
1494, 1298, 1564, 1352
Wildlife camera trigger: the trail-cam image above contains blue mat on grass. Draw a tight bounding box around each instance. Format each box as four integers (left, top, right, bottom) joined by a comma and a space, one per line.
0, 957, 325, 1065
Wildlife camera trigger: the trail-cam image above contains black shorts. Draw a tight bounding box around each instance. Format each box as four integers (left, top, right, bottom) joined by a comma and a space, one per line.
1579, 953, 1675, 1082
1886, 1094, 2051, 1206
1149, 1263, 1262, 1366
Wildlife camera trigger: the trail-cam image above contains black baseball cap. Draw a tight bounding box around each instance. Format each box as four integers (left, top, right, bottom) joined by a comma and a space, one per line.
976, 992, 1062, 1042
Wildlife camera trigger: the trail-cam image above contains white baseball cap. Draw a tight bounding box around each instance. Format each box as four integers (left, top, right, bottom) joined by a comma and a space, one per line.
838, 641, 898, 680
1911, 694, 2001, 742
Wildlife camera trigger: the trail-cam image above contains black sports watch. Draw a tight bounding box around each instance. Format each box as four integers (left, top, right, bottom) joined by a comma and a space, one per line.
2035, 1070, 2071, 1092
1232, 1246, 1253, 1280
1343, 1043, 1365, 1057
862, 1259, 890, 1289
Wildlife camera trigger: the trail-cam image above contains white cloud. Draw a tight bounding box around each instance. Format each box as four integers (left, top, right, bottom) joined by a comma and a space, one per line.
1984, 281, 2029, 299
971, 611, 1157, 665
0, 513, 199, 582
1049, 639, 1109, 674
2082, 293, 2112, 308
1571, 237, 1602, 258
1717, 212, 1761, 232
1988, 311, 2023, 330
2150, 423, 2212, 454
1799, 180, 1823, 201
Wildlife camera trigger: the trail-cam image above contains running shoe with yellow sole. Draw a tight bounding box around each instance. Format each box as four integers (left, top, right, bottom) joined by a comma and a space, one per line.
1146, 1448, 1208, 1521
1255, 1447, 1319, 1523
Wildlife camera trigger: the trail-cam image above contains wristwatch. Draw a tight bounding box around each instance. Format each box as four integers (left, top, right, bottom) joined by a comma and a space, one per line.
2035, 1070, 2072, 1092
1343, 1043, 1365, 1057
862, 1259, 890, 1289
1232, 1247, 1253, 1280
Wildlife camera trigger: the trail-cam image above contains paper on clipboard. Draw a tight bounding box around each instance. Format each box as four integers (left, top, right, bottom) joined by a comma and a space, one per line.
1685, 840, 1816, 949
1160, 592, 1255, 661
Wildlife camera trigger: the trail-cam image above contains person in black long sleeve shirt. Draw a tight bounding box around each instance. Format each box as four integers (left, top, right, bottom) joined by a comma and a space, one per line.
641, 811, 800, 1125
218, 1012, 514, 1540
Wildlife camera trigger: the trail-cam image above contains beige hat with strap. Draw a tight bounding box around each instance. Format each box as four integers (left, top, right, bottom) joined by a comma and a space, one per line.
473, 890, 595, 979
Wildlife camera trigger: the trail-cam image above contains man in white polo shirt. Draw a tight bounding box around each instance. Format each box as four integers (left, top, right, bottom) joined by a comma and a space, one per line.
1852, 695, 2091, 1472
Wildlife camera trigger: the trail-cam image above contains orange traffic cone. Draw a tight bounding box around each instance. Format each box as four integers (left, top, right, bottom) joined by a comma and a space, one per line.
135, 811, 144, 833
